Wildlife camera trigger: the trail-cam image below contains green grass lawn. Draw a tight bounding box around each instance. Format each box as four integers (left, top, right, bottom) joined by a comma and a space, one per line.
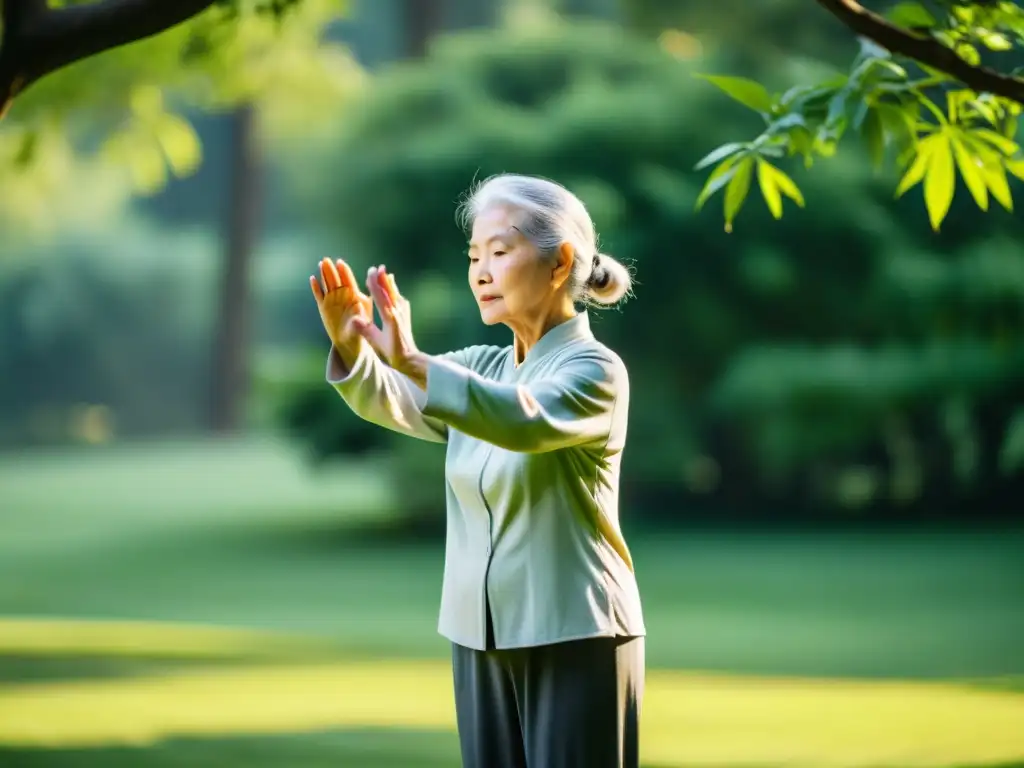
1, 436, 1023, 767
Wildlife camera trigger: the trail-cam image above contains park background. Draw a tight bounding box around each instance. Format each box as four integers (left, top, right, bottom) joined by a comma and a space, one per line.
1, 0, 1022, 766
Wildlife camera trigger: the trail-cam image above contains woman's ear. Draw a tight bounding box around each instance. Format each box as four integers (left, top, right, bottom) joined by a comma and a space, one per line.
553, 242, 575, 288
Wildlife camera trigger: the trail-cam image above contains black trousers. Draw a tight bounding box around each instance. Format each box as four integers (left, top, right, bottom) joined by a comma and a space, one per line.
451, 608, 644, 768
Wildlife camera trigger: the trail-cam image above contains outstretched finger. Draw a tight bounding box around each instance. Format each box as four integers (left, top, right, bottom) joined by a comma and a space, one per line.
367, 265, 395, 319
335, 259, 360, 293
385, 272, 400, 303
320, 258, 342, 292
310, 275, 324, 304
375, 266, 399, 309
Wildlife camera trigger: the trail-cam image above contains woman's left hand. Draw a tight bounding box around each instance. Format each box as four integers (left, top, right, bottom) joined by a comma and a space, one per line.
355, 265, 429, 387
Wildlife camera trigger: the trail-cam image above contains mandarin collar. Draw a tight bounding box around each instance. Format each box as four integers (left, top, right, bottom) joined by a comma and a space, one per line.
515, 311, 594, 369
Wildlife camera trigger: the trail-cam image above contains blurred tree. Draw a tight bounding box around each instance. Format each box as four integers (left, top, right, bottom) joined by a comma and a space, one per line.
209, 102, 261, 432
274, 17, 1023, 522
617, 0, 860, 71
0, 222, 220, 446
399, 0, 443, 58
693, 1, 1024, 233
0, 0, 361, 432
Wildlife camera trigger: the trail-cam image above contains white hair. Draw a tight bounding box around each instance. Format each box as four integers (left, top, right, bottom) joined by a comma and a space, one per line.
457, 173, 634, 308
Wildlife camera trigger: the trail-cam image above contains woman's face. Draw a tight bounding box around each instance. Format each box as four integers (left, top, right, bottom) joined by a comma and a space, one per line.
467, 206, 560, 327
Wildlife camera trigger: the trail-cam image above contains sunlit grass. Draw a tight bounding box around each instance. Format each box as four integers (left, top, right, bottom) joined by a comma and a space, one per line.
3, 439, 1024, 766
1, 649, 1022, 767
0, 619, 1022, 767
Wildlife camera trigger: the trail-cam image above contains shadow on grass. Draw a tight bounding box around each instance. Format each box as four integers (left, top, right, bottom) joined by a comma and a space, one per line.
0, 654, 283, 685
4, 731, 1023, 768
0, 729, 461, 768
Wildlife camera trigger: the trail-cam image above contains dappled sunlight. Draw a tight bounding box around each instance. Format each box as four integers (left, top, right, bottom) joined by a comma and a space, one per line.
643, 671, 1024, 767
0, 660, 456, 747
1, 619, 1022, 767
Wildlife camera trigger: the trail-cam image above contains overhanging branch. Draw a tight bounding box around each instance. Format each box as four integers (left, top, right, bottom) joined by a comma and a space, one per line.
814, 0, 1024, 105
0, 0, 220, 118
2, 0, 49, 35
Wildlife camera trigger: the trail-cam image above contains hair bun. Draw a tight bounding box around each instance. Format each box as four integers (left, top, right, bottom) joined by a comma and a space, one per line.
588, 253, 610, 290
585, 252, 632, 306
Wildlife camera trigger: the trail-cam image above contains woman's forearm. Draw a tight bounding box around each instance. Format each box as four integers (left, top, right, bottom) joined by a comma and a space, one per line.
398, 351, 431, 391
331, 338, 366, 377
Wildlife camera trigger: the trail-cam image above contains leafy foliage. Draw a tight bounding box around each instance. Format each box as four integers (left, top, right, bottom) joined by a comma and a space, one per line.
274, 18, 1023, 518
0, 0, 360, 236
694, 2, 1024, 232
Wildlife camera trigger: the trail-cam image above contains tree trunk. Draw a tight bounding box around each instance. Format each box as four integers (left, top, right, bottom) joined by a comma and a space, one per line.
209, 104, 261, 433
400, 0, 445, 59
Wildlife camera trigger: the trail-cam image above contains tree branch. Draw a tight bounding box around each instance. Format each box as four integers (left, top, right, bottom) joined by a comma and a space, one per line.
2, 0, 49, 35
814, 0, 1024, 105
0, 0, 220, 119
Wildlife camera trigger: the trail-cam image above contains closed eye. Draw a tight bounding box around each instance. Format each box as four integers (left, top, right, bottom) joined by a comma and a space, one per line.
493, 250, 506, 257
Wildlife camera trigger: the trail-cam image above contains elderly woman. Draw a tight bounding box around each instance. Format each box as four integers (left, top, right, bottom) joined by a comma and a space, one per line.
310, 174, 646, 768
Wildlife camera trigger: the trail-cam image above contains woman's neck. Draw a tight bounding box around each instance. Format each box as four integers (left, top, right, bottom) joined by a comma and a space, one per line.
510, 302, 576, 367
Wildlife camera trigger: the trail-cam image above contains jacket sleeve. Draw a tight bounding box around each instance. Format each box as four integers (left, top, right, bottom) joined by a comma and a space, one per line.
420, 350, 624, 453
326, 341, 468, 444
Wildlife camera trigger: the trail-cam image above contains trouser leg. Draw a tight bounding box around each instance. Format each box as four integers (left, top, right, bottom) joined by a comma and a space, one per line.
450, 606, 527, 768
513, 635, 645, 768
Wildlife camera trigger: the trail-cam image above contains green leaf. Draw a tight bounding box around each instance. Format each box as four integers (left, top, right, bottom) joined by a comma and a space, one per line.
855, 37, 892, 64
915, 63, 955, 83
1000, 113, 1019, 140
723, 156, 754, 233
956, 43, 981, 66
129, 85, 164, 119
129, 140, 169, 196
757, 159, 783, 219
694, 142, 746, 171
694, 74, 774, 113
973, 129, 1019, 156
778, 83, 827, 110
947, 90, 973, 123
895, 135, 937, 197
965, 97, 1000, 127
789, 126, 816, 167
767, 162, 805, 207
876, 102, 919, 151
952, 4, 974, 24
154, 114, 202, 177
951, 135, 988, 210
979, 159, 1013, 210
923, 133, 954, 230
851, 98, 870, 130
766, 112, 807, 135
886, 1, 937, 28
866, 59, 907, 82
980, 31, 1012, 51
824, 88, 851, 131
1006, 157, 1024, 182
695, 156, 740, 211
916, 92, 947, 124
862, 106, 886, 169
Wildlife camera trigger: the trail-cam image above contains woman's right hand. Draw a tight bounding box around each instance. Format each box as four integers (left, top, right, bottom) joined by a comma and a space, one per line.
310, 257, 373, 356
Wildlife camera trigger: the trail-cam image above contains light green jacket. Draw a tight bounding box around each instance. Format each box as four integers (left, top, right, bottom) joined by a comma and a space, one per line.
327, 311, 645, 650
